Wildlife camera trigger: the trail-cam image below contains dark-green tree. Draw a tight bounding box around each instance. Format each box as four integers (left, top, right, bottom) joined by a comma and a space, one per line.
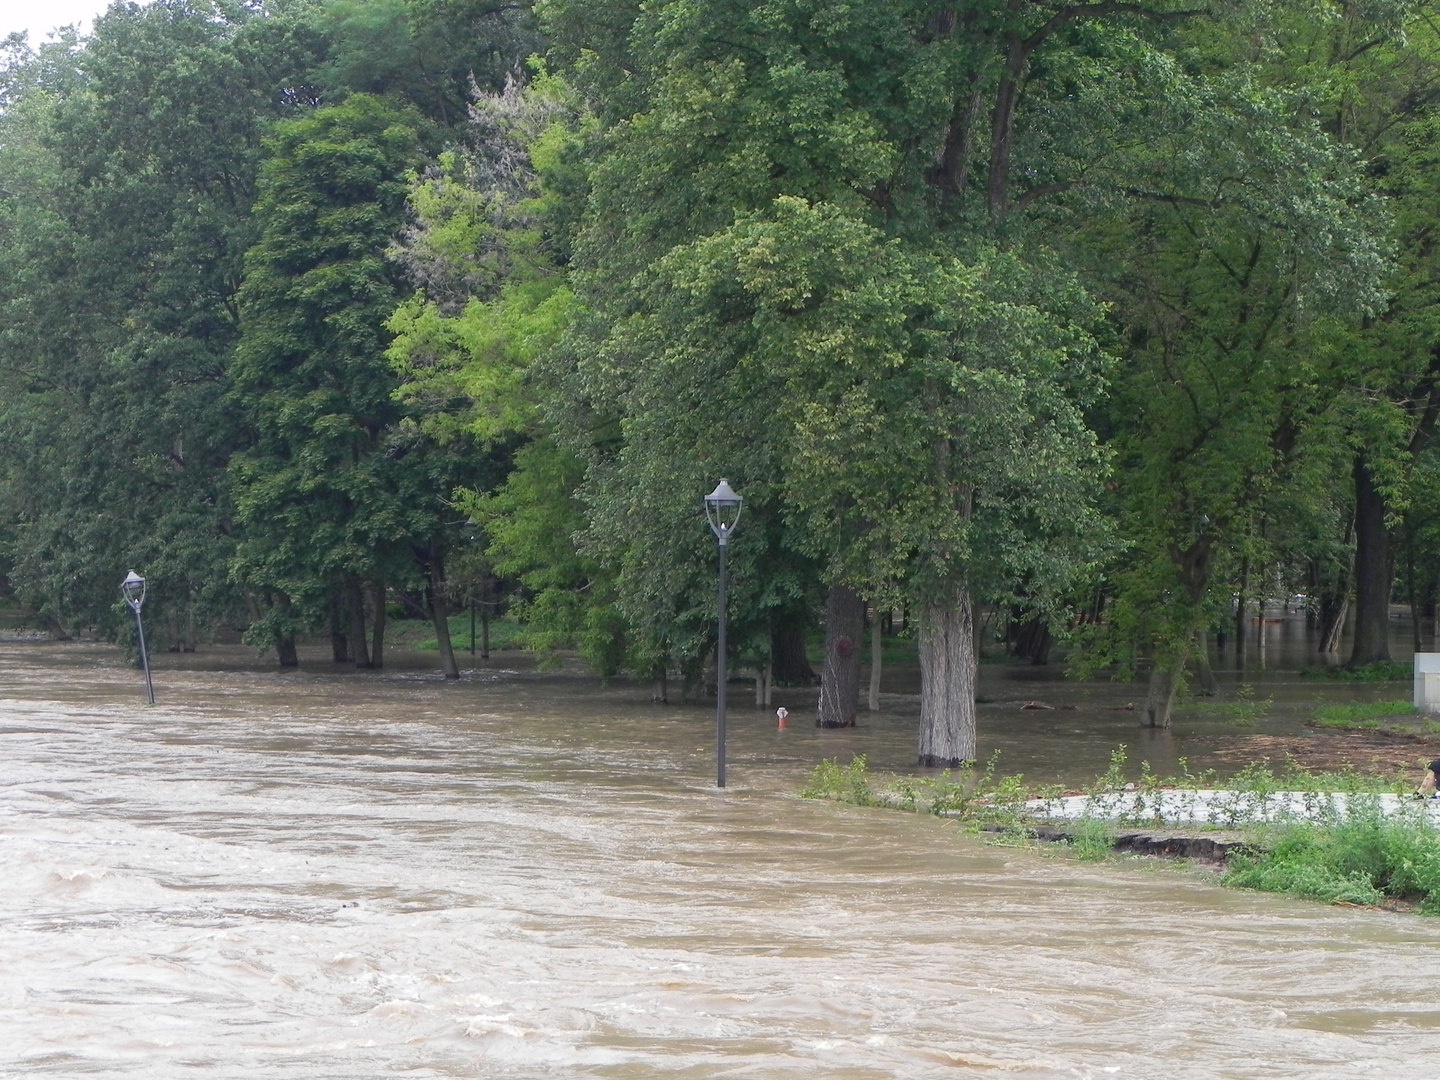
228, 93, 430, 667
0, 0, 322, 644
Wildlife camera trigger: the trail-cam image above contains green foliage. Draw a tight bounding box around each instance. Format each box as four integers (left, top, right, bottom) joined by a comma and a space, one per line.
312, 0, 541, 127
0, 0, 321, 641
1226, 802, 1440, 912
798, 750, 1047, 829
1063, 818, 1119, 862
798, 754, 879, 807
1174, 684, 1274, 726
228, 93, 430, 644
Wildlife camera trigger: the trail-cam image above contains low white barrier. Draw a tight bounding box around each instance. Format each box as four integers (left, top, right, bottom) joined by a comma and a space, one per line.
1024, 789, 1440, 828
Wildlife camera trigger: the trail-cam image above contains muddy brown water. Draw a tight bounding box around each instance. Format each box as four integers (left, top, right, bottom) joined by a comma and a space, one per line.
4, 621, 1440, 1077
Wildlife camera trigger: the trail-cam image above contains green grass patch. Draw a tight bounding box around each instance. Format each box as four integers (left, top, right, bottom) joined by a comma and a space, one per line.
1225, 802, 1440, 911
386, 615, 526, 653
1312, 699, 1417, 730
1174, 683, 1272, 726
1301, 660, 1413, 682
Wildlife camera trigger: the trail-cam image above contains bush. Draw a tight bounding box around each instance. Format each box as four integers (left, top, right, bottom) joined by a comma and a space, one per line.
1225, 801, 1440, 911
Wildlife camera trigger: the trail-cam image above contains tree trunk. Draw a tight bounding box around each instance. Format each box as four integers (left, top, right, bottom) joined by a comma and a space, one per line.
771, 619, 816, 686
1191, 629, 1218, 695
330, 589, 350, 662
650, 663, 667, 704
1149, 536, 1215, 728
428, 542, 459, 679
868, 606, 882, 713
370, 578, 387, 669
917, 587, 976, 767
349, 581, 371, 669
1409, 544, 1422, 654
1234, 557, 1249, 670
277, 634, 298, 668
274, 592, 298, 668
1349, 456, 1392, 666
1010, 615, 1052, 664
817, 584, 864, 728
1142, 662, 1181, 728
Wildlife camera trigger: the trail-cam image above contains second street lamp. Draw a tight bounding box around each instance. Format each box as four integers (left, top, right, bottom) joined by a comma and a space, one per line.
704, 479, 742, 788
120, 569, 155, 704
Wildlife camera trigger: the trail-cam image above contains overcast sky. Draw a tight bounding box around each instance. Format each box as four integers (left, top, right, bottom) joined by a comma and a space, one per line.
1, 0, 118, 43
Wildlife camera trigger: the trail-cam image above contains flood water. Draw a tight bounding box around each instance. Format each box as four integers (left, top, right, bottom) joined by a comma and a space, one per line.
4, 619, 1440, 1077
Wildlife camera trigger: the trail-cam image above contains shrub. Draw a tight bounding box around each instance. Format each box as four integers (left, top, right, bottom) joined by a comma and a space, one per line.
1225, 801, 1440, 911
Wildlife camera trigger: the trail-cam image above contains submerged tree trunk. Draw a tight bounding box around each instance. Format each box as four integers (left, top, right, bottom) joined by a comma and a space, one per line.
370, 578, 387, 670
1349, 456, 1392, 667
1142, 662, 1181, 728
1146, 536, 1215, 729
1234, 557, 1249, 671
349, 580, 371, 669
817, 584, 864, 728
1191, 629, 1218, 695
428, 542, 459, 679
276, 634, 298, 668
330, 589, 350, 662
917, 587, 976, 767
771, 619, 816, 686
868, 606, 882, 713
1321, 598, 1349, 655
272, 592, 298, 668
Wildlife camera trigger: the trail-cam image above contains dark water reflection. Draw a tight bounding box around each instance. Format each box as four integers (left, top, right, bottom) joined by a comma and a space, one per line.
2, 615, 1437, 1077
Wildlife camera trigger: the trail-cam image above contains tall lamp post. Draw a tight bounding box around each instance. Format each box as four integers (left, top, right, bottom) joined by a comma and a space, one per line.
120, 570, 154, 704
704, 479, 742, 788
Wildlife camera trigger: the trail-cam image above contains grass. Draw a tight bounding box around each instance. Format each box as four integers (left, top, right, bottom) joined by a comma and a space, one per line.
385, 614, 526, 653
1312, 699, 1417, 730
1174, 683, 1273, 726
1300, 660, 1413, 682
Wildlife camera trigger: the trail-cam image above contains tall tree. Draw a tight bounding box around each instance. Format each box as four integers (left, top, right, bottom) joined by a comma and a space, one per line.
540, 0, 1137, 763
228, 93, 429, 665
0, 1, 322, 642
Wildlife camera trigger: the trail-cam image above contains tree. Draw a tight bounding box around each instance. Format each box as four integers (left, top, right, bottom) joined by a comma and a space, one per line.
0, 0, 323, 643
228, 93, 429, 666
542, 0, 1249, 763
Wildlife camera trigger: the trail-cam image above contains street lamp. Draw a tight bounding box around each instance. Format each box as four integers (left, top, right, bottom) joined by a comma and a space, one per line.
704, 479, 742, 788
120, 570, 154, 704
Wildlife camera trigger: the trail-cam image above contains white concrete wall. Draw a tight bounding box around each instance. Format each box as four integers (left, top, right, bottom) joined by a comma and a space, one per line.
1417, 653, 1440, 714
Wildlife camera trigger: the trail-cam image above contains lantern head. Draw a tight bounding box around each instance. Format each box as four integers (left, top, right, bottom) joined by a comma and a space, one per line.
704, 479, 743, 541
120, 570, 146, 612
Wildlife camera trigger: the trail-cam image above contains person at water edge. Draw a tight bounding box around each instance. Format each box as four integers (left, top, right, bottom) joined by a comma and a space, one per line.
1414, 759, 1440, 797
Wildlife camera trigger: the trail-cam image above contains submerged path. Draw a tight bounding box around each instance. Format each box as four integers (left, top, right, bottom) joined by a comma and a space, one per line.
3, 642, 1440, 1078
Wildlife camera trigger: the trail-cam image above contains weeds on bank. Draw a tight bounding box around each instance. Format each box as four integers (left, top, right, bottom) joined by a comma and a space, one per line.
798, 751, 1045, 827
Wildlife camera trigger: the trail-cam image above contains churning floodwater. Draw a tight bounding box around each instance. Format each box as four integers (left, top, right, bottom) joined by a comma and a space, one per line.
4, 628, 1440, 1078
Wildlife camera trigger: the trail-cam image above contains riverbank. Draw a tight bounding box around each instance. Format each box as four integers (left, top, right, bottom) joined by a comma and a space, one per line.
800, 751, 1440, 914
